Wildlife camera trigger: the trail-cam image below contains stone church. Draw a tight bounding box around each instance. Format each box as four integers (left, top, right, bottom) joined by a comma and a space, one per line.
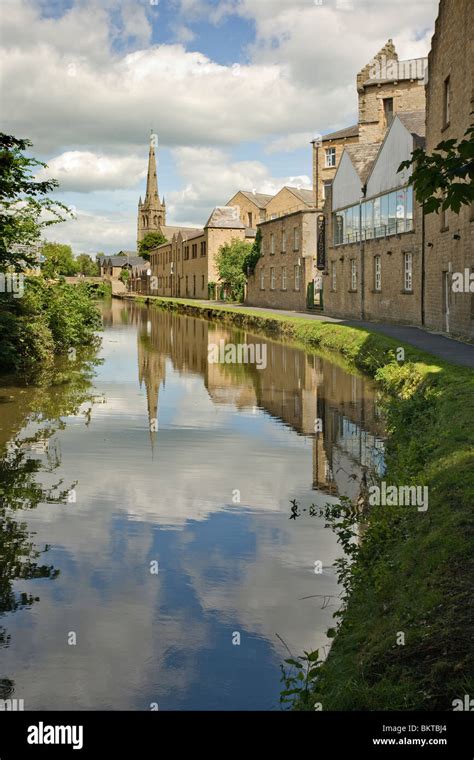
136, 138, 167, 244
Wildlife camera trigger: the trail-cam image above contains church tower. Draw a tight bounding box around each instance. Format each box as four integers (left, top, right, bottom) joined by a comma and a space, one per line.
137, 134, 166, 246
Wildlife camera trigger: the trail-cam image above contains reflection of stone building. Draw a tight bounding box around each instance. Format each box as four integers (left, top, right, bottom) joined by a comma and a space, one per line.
130, 301, 385, 500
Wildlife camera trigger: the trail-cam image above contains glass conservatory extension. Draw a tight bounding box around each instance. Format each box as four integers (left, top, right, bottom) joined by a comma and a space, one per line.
333, 186, 414, 245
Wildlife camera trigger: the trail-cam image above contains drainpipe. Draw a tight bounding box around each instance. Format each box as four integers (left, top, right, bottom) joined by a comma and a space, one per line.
421, 200, 425, 326
360, 185, 366, 320
315, 145, 319, 208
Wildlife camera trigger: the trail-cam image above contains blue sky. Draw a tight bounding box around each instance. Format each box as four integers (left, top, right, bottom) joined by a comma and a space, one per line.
1, 0, 439, 253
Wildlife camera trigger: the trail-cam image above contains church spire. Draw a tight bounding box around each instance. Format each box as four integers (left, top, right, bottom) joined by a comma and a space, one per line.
145, 133, 159, 203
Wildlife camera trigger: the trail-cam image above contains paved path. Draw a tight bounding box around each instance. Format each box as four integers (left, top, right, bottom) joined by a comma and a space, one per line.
192, 300, 474, 369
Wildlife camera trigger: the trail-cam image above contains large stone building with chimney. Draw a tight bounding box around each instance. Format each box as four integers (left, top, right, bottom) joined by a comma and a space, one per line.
312, 40, 427, 208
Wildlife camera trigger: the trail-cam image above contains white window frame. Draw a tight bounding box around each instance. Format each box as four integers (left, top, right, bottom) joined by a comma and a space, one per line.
331, 262, 337, 291
294, 264, 300, 291
293, 226, 299, 251
281, 230, 286, 252
270, 233, 275, 255
270, 267, 275, 290
281, 266, 287, 291
325, 147, 336, 168
260, 268, 265, 290
404, 252, 413, 292
374, 255, 381, 291
351, 259, 357, 291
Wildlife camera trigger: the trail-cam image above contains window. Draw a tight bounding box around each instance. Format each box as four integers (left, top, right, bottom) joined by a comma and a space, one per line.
443, 76, 451, 127
281, 266, 287, 290
383, 97, 394, 127
281, 230, 286, 252
331, 261, 337, 291
192, 243, 197, 258
350, 259, 357, 291
270, 233, 275, 254
406, 186, 413, 230
201, 275, 205, 290
260, 268, 265, 290
294, 264, 300, 291
293, 226, 299, 250
270, 267, 275, 290
325, 147, 336, 168
200, 241, 207, 257
374, 255, 381, 291
373, 197, 381, 233
334, 186, 413, 244
193, 275, 196, 296
184, 245, 189, 260
404, 252, 413, 291
323, 180, 332, 200
380, 194, 389, 234
248, 211, 253, 227
388, 192, 397, 234
334, 213, 344, 245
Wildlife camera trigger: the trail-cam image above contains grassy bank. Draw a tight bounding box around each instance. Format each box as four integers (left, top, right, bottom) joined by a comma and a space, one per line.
0, 278, 102, 379
135, 295, 474, 710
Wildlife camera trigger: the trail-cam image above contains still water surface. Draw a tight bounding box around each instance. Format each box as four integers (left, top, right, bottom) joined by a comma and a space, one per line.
0, 300, 385, 710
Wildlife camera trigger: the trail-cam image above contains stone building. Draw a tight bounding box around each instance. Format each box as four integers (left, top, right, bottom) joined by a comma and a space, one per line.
423, 0, 474, 339
226, 190, 273, 229
226, 186, 315, 230
321, 112, 425, 323
312, 40, 427, 207
149, 206, 253, 299
246, 208, 319, 311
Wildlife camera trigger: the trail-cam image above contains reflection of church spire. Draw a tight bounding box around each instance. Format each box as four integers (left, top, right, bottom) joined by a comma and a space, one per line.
137, 331, 166, 455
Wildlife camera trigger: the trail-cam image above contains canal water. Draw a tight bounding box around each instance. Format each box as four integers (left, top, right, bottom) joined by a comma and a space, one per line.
0, 300, 385, 710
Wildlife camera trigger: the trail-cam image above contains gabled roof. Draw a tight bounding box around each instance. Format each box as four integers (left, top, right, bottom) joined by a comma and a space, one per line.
318, 124, 359, 143
229, 190, 273, 208
103, 255, 141, 267
395, 110, 426, 147
160, 224, 201, 239
205, 206, 245, 229
344, 143, 381, 184
283, 186, 315, 206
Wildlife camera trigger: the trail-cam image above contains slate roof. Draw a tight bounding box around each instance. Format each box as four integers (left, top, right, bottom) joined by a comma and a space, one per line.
396, 110, 426, 147
237, 190, 274, 208
102, 255, 145, 267
160, 224, 202, 239
317, 124, 359, 143
205, 206, 245, 229
284, 186, 315, 205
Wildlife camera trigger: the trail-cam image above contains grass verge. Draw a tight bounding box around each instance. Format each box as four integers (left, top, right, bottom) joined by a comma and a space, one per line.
131, 295, 474, 710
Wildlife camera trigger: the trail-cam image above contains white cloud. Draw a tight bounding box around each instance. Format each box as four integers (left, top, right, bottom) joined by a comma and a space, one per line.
265, 132, 315, 154
42, 208, 135, 254
166, 146, 311, 224
36, 151, 146, 192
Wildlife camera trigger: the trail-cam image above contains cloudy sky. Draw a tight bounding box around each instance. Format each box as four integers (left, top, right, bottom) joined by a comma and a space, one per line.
0, 0, 439, 254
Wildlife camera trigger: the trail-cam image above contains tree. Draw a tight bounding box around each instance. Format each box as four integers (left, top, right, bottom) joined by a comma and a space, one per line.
0, 133, 72, 271
41, 242, 77, 277
76, 253, 99, 276
138, 231, 167, 260
242, 228, 262, 276
398, 125, 474, 214
215, 238, 252, 302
